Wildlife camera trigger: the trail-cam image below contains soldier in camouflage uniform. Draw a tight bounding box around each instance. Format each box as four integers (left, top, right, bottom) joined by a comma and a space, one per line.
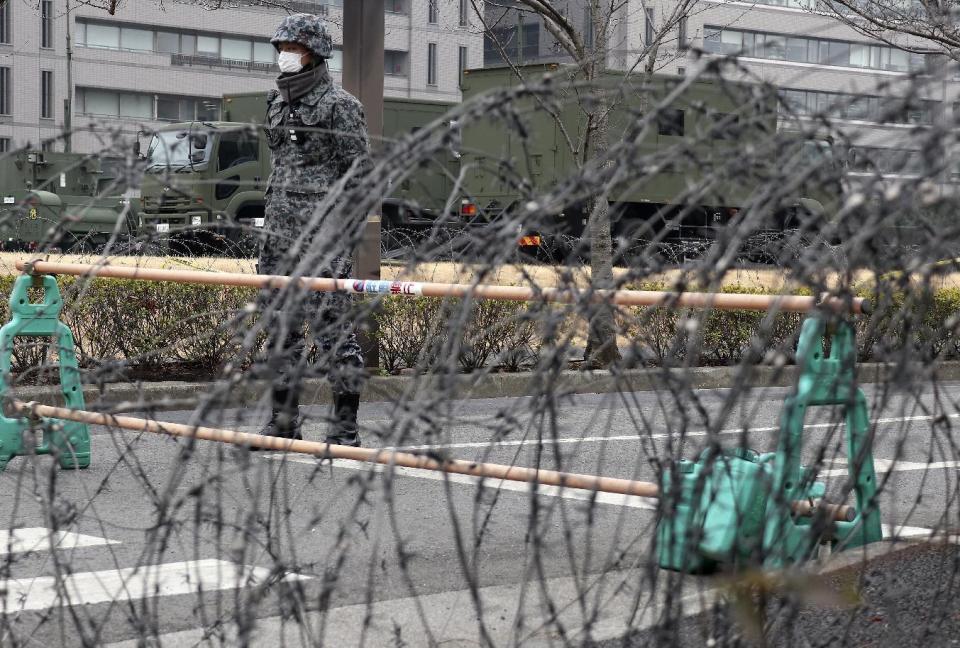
257, 13, 371, 447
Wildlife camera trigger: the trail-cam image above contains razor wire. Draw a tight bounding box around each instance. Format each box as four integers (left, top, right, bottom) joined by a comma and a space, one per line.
0, 34, 959, 648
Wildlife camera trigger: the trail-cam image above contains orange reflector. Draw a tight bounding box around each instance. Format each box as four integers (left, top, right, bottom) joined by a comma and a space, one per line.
461, 203, 477, 217
518, 235, 541, 247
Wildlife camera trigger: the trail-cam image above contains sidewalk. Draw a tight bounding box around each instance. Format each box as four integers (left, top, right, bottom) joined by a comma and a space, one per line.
11, 360, 960, 412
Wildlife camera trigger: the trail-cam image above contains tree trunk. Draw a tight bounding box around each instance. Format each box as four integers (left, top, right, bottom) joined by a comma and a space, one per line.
584, 110, 621, 369
583, 1, 621, 369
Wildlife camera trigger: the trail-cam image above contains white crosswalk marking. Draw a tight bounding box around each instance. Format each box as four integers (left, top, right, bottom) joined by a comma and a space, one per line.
0, 559, 310, 612
0, 528, 119, 556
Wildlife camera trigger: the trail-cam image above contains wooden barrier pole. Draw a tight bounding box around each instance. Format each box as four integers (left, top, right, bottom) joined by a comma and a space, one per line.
16, 260, 869, 314
14, 401, 855, 521
18, 400, 660, 498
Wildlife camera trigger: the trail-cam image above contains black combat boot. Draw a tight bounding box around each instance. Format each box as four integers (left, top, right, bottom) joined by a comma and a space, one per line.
253, 385, 303, 449
325, 392, 361, 447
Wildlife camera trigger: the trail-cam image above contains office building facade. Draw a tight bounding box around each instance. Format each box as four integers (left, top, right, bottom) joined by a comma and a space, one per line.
0, 0, 483, 154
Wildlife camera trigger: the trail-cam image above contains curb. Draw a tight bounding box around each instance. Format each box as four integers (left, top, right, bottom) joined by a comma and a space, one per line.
12, 360, 960, 412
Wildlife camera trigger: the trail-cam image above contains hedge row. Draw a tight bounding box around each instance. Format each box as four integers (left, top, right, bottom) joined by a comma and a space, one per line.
0, 276, 958, 381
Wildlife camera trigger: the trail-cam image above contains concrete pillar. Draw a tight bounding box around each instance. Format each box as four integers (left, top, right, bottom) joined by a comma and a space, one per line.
342, 0, 384, 370
342, 0, 385, 143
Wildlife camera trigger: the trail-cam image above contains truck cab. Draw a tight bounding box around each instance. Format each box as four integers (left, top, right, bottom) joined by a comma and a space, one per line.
137, 92, 458, 254
139, 121, 268, 245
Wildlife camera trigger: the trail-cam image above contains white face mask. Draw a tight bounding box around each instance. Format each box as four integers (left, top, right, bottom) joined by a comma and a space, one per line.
278, 51, 305, 74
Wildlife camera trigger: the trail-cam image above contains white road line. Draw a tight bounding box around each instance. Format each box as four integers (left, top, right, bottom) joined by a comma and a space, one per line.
267, 455, 658, 510
382, 412, 960, 452
0, 559, 309, 613
266, 457, 945, 541
0, 529, 119, 556
102, 567, 707, 648
884, 524, 939, 539
820, 458, 960, 477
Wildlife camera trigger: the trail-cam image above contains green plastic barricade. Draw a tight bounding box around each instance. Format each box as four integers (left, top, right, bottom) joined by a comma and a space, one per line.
658, 315, 883, 571
0, 274, 90, 471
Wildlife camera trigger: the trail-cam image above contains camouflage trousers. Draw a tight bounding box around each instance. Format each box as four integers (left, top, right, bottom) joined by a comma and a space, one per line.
256, 191, 366, 396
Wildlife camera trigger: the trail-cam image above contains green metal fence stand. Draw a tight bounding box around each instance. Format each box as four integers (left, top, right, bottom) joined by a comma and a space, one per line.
0, 274, 89, 472
657, 315, 883, 572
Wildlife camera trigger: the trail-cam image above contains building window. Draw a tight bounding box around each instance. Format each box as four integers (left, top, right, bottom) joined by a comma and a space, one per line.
78, 88, 221, 121
41, 140, 54, 152
427, 42, 438, 85
459, 0, 469, 26
780, 87, 935, 125
703, 26, 924, 73
253, 41, 276, 64
0, 1, 11, 45
746, 0, 816, 9
0, 67, 9, 115
385, 0, 405, 13
283, 0, 333, 14
120, 26, 153, 52
196, 35, 220, 57
484, 22, 540, 66
678, 16, 687, 50
428, 0, 438, 24
156, 31, 180, 54
83, 23, 120, 49
120, 94, 153, 119
41, 71, 54, 119
221, 38, 252, 61
644, 7, 655, 45
40, 1, 54, 49
0, 137, 9, 153
848, 146, 923, 175
76, 20, 276, 64
458, 46, 468, 85
80, 88, 118, 116
181, 34, 196, 55
157, 96, 220, 121
385, 50, 407, 76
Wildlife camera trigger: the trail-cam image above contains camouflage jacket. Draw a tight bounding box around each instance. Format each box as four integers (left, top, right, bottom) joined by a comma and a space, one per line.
265, 70, 371, 196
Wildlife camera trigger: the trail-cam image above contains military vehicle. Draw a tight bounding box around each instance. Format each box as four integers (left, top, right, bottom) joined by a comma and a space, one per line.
0, 149, 137, 251
136, 92, 458, 249
137, 68, 839, 260
456, 64, 841, 257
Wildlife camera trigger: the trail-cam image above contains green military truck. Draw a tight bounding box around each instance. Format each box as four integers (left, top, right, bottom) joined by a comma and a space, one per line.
0, 149, 136, 251
136, 92, 458, 249
456, 64, 840, 257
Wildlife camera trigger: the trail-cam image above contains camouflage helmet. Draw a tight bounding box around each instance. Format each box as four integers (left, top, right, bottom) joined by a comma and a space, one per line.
271, 13, 333, 60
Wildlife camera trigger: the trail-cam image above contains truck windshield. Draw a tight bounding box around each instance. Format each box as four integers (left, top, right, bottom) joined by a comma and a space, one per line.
146, 130, 212, 170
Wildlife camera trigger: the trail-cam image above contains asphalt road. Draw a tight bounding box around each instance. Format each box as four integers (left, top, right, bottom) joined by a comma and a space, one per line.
0, 381, 957, 647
